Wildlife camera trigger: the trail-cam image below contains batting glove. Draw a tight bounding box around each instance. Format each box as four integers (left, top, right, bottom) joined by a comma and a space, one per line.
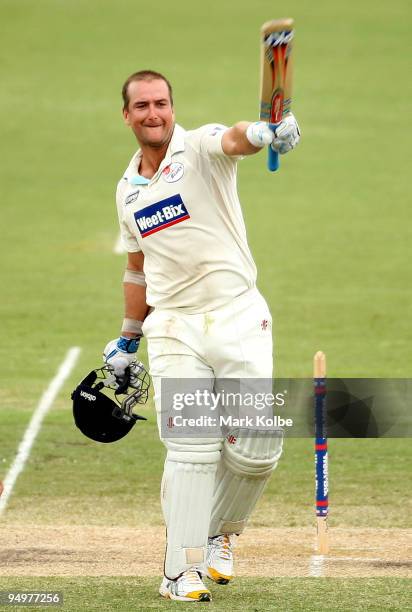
270, 113, 300, 154
103, 336, 140, 377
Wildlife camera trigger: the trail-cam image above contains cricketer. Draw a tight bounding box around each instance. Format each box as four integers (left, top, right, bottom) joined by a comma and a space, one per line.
104, 70, 300, 602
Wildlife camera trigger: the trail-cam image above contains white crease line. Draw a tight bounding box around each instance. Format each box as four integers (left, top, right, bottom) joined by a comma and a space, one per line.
309, 554, 326, 577
322, 556, 383, 562
309, 555, 386, 576
0, 346, 81, 516
113, 233, 126, 255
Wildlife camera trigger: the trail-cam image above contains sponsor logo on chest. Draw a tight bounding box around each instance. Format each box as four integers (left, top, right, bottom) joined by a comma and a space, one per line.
134, 194, 190, 238
162, 162, 184, 183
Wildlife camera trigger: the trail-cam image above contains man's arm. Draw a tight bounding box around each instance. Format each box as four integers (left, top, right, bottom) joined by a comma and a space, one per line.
221, 122, 260, 156
103, 251, 149, 376
122, 251, 150, 339
222, 114, 300, 157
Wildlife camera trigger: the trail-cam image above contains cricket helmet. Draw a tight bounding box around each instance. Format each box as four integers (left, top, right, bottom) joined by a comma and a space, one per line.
71, 362, 150, 443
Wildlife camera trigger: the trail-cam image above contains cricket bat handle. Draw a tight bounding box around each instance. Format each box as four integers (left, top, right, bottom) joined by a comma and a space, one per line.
268, 125, 280, 171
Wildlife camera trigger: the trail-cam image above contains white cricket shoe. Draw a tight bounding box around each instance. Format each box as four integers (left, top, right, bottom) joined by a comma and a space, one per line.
205, 534, 235, 584
159, 569, 212, 602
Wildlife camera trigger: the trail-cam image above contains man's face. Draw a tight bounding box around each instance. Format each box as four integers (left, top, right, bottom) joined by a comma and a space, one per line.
123, 79, 175, 148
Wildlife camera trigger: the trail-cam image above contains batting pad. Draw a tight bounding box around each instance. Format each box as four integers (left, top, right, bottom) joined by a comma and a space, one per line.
161, 447, 220, 578
208, 430, 283, 536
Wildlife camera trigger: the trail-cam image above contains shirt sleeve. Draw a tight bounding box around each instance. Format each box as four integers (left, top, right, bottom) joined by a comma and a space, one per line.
116, 180, 141, 253
198, 124, 228, 156
197, 124, 244, 162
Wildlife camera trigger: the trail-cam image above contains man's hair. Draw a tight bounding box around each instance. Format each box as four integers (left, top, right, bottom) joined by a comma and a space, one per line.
122, 70, 173, 110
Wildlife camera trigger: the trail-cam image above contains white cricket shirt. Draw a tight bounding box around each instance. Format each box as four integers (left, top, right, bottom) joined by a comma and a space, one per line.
116, 123, 257, 313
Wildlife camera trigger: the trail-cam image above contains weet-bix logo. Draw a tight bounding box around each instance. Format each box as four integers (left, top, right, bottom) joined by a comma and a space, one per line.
134, 194, 190, 238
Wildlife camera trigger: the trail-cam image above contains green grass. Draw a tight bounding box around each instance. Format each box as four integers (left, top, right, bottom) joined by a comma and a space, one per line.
0, 577, 410, 612
1, 0, 411, 610
2, 418, 411, 530
1, 0, 411, 380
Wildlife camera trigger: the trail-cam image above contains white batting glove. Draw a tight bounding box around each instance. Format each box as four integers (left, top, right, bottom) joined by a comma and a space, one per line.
103, 337, 140, 377
246, 121, 275, 148
271, 113, 300, 154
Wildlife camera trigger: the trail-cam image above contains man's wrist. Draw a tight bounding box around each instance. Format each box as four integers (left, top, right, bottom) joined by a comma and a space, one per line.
121, 317, 143, 337
245, 122, 273, 148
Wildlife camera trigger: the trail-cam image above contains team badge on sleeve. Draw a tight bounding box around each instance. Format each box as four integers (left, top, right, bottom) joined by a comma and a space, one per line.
209, 125, 225, 136
134, 194, 190, 238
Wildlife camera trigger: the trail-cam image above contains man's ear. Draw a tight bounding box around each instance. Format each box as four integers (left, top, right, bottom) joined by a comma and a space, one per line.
123, 108, 130, 126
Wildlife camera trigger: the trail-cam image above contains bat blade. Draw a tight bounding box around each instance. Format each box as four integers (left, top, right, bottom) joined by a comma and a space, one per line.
259, 18, 295, 172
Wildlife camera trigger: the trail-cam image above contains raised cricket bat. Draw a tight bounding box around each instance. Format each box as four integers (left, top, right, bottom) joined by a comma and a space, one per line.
259, 18, 295, 172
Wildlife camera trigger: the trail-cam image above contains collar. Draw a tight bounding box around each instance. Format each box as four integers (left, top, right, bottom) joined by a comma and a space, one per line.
124, 124, 186, 185
168, 123, 186, 155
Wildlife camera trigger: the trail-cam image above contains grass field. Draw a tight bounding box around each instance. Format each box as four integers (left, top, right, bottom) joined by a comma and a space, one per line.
1, 0, 411, 610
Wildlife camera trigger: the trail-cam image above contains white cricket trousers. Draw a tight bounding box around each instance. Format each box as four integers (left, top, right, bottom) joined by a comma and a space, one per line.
142, 287, 278, 578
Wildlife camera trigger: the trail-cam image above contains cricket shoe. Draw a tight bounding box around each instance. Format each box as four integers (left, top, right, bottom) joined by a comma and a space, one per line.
159, 569, 212, 602
205, 534, 235, 584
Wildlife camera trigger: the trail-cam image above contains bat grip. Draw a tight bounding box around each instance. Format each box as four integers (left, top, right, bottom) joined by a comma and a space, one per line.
267, 123, 280, 172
